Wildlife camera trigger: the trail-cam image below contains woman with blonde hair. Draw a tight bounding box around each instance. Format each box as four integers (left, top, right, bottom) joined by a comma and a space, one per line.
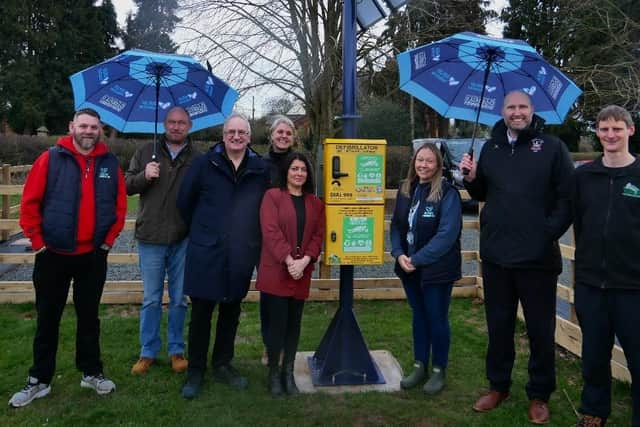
260, 115, 298, 365
390, 142, 462, 395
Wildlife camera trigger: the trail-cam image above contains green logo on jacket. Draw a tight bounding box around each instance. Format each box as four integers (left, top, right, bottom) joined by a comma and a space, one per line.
622, 182, 640, 198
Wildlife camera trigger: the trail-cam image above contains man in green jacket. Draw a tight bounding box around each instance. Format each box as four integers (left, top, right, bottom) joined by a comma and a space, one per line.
126, 107, 200, 375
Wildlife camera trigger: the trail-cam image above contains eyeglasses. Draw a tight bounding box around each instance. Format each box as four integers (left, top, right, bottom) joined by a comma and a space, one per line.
224, 129, 249, 136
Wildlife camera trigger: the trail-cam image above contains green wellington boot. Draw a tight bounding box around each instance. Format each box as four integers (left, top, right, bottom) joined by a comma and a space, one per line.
423, 366, 445, 395
400, 361, 426, 389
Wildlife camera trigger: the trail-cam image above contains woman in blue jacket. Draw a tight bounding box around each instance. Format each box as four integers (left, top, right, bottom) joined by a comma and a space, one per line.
390, 142, 462, 395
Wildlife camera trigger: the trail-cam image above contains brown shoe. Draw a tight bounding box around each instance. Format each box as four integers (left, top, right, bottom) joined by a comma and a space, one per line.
528, 399, 550, 424
131, 357, 155, 375
472, 390, 510, 412
170, 354, 188, 373
576, 415, 603, 427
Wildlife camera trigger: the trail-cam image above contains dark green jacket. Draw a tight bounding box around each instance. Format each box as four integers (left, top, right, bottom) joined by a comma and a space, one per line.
125, 137, 200, 244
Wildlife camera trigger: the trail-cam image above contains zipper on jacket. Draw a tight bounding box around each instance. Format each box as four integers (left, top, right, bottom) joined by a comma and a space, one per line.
600, 176, 614, 288
84, 157, 91, 179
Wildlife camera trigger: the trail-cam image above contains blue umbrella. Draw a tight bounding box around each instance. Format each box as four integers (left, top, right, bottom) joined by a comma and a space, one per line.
70, 49, 239, 156
398, 32, 582, 166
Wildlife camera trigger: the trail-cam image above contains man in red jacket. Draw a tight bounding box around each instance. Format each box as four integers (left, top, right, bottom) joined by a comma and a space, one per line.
9, 109, 127, 408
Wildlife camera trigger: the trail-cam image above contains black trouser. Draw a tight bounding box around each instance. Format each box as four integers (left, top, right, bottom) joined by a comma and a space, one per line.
29, 249, 108, 384
261, 293, 304, 367
575, 284, 640, 426
482, 261, 557, 401
259, 291, 269, 346
187, 297, 242, 373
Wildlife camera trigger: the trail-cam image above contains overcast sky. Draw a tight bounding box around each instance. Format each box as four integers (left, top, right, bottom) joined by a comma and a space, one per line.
111, 0, 507, 34
112, 0, 136, 27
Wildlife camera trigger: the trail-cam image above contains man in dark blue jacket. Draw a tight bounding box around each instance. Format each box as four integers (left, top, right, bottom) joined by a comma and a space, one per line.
177, 112, 269, 399
573, 105, 639, 427
460, 91, 573, 424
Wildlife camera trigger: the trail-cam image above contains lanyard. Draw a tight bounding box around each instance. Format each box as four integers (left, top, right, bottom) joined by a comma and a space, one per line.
407, 185, 424, 247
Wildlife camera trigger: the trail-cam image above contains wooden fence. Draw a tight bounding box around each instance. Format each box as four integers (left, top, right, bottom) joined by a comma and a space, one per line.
0, 163, 630, 382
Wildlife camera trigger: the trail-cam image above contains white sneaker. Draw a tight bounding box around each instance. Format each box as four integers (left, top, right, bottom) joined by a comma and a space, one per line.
80, 374, 116, 395
8, 376, 51, 408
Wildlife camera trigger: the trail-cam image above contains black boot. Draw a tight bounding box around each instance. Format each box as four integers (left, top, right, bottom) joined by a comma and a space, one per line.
268, 365, 284, 397
281, 348, 299, 395
267, 347, 284, 397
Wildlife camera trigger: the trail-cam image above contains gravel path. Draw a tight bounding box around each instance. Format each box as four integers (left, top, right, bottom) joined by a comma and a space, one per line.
0, 213, 571, 289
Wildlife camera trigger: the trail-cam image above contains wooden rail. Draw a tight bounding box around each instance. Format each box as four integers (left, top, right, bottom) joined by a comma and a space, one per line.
0, 164, 31, 240
0, 168, 630, 382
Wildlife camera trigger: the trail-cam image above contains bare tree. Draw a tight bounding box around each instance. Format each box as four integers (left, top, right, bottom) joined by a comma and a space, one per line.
263, 96, 295, 115
502, 0, 639, 119
178, 0, 343, 148
564, 0, 640, 118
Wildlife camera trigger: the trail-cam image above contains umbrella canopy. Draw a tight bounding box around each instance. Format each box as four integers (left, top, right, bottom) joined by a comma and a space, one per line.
397, 32, 582, 126
69, 49, 239, 134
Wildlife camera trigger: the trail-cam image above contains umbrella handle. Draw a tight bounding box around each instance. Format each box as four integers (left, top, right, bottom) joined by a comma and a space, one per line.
462, 147, 474, 176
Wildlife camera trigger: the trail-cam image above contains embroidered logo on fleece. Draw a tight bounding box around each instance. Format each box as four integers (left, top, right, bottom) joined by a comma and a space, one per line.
530, 138, 544, 152
422, 206, 436, 218
98, 168, 111, 179
622, 182, 640, 198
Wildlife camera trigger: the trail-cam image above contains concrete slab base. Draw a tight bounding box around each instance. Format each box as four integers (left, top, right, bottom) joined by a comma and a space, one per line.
294, 350, 403, 394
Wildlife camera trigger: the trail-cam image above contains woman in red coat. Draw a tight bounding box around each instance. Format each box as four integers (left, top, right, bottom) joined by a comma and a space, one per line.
256, 152, 325, 397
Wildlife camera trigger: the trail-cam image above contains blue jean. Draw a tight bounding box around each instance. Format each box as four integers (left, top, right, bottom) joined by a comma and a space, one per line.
401, 275, 453, 369
138, 239, 188, 358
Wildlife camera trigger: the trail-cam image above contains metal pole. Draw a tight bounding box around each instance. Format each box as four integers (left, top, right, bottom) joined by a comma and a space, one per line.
152, 70, 160, 161
340, 0, 358, 310
309, 0, 383, 387
463, 51, 494, 175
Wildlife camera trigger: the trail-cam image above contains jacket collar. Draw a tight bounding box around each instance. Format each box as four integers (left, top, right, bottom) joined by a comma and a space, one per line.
491, 114, 546, 146
210, 141, 260, 159
56, 135, 108, 157
587, 155, 640, 176
159, 134, 191, 159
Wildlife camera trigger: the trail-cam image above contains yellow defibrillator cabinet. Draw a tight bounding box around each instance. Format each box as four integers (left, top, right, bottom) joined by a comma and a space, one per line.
323, 138, 386, 265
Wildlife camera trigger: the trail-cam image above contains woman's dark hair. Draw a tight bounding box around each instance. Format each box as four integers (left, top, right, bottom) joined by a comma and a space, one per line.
279, 152, 315, 194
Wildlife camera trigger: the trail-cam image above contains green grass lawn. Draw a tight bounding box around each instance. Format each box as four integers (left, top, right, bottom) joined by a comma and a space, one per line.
0, 300, 633, 426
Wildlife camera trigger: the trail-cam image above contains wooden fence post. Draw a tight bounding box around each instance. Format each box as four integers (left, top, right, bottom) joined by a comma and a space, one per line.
568, 229, 578, 323
1, 164, 11, 242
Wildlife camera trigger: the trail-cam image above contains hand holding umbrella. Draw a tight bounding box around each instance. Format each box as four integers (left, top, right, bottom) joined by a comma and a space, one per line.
459, 152, 477, 182
144, 161, 160, 181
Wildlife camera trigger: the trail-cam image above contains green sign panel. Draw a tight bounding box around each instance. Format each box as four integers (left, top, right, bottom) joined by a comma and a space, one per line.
343, 216, 374, 253
355, 154, 383, 185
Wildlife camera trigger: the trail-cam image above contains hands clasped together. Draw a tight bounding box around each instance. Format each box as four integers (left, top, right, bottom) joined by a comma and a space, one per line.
285, 255, 310, 281
397, 254, 416, 273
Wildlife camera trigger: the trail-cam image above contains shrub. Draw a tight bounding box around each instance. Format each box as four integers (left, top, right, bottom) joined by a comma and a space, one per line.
0, 135, 56, 165
1, 134, 411, 189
